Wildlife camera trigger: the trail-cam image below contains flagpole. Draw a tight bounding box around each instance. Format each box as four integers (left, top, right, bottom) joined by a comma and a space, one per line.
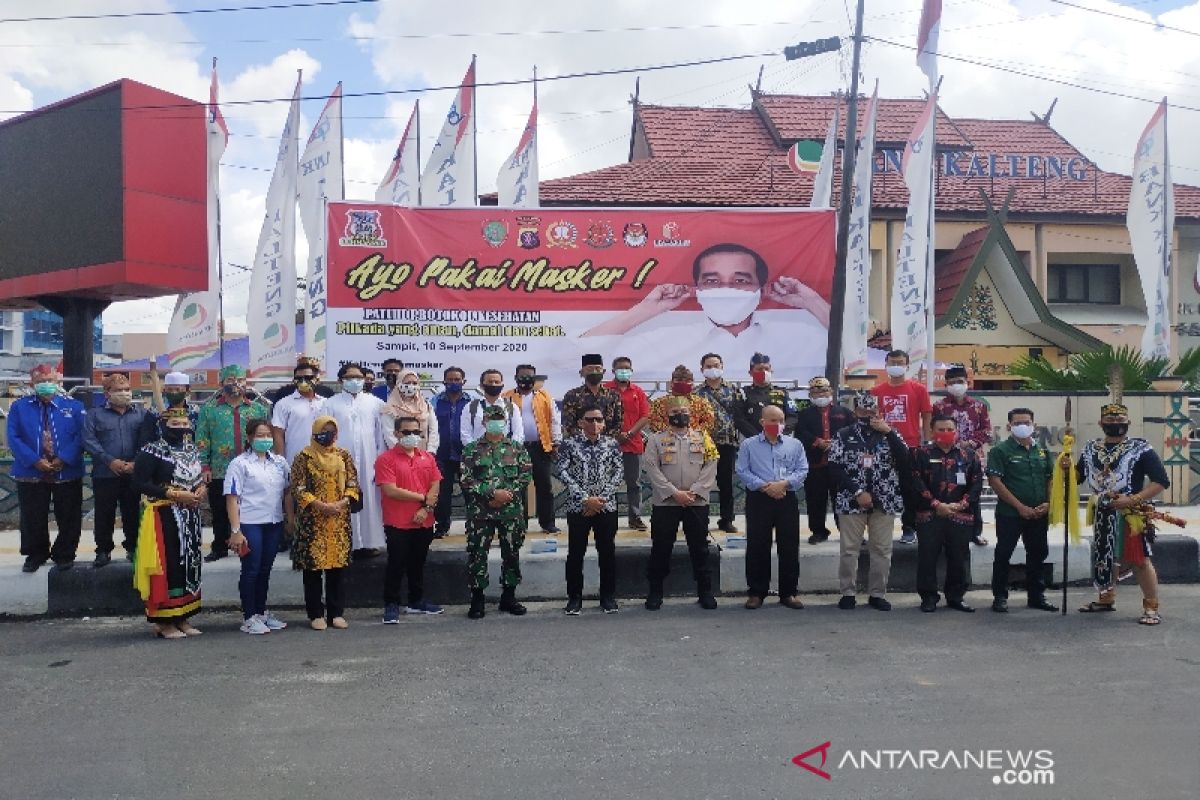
213, 56, 227, 370
415, 98, 422, 206
924, 86, 938, 393
471, 53, 478, 206
337, 81, 346, 199
1161, 98, 1170, 359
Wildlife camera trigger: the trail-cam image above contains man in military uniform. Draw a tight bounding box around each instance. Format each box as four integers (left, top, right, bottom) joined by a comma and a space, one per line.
460, 405, 534, 619
736, 352, 795, 436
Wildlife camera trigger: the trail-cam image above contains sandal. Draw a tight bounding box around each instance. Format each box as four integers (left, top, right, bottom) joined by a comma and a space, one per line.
1138, 609, 1161, 626
153, 624, 186, 639
1078, 601, 1115, 613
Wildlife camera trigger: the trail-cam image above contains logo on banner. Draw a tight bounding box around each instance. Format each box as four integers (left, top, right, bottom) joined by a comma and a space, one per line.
585, 220, 615, 249
623, 222, 648, 248
654, 221, 692, 248
516, 215, 541, 249
481, 219, 509, 248
340, 210, 387, 248
545, 220, 579, 249
262, 322, 290, 349
180, 302, 208, 330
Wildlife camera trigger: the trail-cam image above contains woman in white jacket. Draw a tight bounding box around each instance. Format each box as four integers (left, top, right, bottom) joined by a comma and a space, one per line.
384, 369, 439, 452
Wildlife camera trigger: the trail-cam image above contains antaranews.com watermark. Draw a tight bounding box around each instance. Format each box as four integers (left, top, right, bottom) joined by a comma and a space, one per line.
793, 741, 1055, 787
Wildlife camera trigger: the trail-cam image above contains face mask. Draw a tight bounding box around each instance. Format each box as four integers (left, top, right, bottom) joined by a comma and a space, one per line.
1010, 423, 1035, 440
399, 434, 422, 449
584, 373, 603, 387
313, 431, 336, 446
946, 383, 968, 398
34, 381, 58, 397
398, 383, 419, 397
485, 420, 507, 435
886, 365, 907, 378
762, 421, 782, 437
751, 370, 771, 386
857, 416, 873, 428
934, 431, 957, 447
252, 438, 274, 453
164, 390, 188, 405
222, 383, 240, 396
385, 372, 399, 387
163, 428, 190, 445
108, 390, 132, 407
295, 379, 315, 396
671, 381, 693, 395
1101, 422, 1129, 438
668, 413, 690, 428
342, 378, 364, 395
516, 376, 535, 389
614, 368, 633, 382
701, 367, 723, 380
695, 287, 760, 326
811, 396, 832, 408
444, 381, 463, 394
482, 384, 503, 398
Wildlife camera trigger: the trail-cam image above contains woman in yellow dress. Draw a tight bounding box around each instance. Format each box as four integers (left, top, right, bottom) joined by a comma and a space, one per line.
290, 415, 360, 630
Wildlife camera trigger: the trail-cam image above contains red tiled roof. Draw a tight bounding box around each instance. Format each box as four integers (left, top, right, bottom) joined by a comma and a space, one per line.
753, 93, 972, 148
933, 227, 989, 317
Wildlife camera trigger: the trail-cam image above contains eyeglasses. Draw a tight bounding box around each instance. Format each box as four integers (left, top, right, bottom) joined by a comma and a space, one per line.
582, 417, 605, 424
398, 430, 421, 436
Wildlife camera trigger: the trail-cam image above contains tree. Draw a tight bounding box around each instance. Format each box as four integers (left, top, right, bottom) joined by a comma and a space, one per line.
1007, 345, 1198, 391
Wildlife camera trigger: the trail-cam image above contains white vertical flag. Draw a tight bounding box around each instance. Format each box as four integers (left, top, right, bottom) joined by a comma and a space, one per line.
1128, 98, 1173, 360
917, 0, 941, 90
376, 102, 420, 205
298, 83, 344, 367
843, 85, 878, 373
420, 59, 476, 207
248, 73, 301, 380
809, 100, 839, 209
892, 93, 936, 364
167, 58, 227, 368
497, 95, 538, 207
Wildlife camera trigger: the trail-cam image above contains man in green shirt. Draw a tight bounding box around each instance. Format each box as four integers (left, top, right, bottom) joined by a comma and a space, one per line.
986, 407, 1057, 613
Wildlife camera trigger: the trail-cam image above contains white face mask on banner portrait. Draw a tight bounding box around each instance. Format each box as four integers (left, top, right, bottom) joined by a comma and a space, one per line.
695, 288, 760, 327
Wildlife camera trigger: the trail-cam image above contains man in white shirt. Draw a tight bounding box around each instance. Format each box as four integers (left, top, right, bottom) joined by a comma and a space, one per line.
271, 356, 328, 465
459, 368, 525, 444
324, 362, 391, 555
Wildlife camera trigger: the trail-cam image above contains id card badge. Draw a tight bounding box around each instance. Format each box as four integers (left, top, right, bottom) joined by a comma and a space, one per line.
862, 455, 874, 469
956, 471, 967, 486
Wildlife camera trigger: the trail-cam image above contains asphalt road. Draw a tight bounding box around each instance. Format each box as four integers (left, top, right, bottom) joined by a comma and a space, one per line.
2, 587, 1198, 800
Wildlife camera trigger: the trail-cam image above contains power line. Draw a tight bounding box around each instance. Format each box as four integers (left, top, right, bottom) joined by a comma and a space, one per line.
1046, 0, 1200, 39
0, 0, 379, 25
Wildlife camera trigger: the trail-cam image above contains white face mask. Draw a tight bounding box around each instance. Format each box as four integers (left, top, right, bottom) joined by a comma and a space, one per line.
399, 434, 422, 449
695, 288, 760, 327
946, 383, 968, 398
342, 378, 364, 395
811, 396, 832, 408
1010, 423, 1035, 440
397, 383, 419, 397
701, 367, 723, 380
885, 364, 907, 378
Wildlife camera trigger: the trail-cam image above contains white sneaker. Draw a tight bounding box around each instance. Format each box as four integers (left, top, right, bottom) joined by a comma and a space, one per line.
240, 616, 271, 635
260, 611, 287, 630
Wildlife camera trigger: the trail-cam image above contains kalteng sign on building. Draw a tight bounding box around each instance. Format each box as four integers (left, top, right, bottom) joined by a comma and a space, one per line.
876, 149, 1091, 181
325, 203, 835, 388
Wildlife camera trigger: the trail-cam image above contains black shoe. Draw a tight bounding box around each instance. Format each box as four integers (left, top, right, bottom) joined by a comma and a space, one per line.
433, 528, 448, 539
564, 597, 583, 616
52, 560, 74, 572
467, 590, 486, 619
645, 591, 663, 611
920, 598, 937, 612
352, 548, 382, 560
628, 517, 647, 532
972, 535, 989, 546
807, 532, 830, 544
717, 521, 738, 534
698, 593, 718, 610
991, 599, 1009, 613
203, 550, 227, 563
498, 588, 527, 616
92, 552, 111, 568
540, 524, 560, 534
946, 600, 975, 613
899, 530, 917, 545
600, 597, 619, 614
838, 595, 857, 610
1028, 598, 1059, 612
21, 556, 46, 573
867, 596, 892, 611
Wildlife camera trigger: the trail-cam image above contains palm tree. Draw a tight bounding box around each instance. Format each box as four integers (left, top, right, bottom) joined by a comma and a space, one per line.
1008, 345, 1197, 391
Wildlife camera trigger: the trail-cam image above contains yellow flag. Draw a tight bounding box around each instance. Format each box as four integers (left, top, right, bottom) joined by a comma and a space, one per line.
1049, 433, 1081, 544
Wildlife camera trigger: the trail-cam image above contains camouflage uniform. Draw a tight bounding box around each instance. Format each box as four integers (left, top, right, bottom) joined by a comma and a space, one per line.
460, 435, 533, 590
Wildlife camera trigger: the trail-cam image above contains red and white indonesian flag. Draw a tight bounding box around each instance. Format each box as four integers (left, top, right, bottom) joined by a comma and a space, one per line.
892, 92, 936, 364
497, 96, 538, 207
167, 59, 227, 368
420, 59, 476, 207
298, 83, 344, 367
1128, 99, 1174, 360
248, 73, 301, 380
376, 102, 420, 205
843, 84, 878, 373
809, 101, 839, 209
917, 0, 941, 89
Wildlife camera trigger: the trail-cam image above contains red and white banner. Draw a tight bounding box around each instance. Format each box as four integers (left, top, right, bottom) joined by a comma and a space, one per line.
917, 0, 942, 89
1128, 99, 1173, 360
892, 92, 936, 365
496, 96, 538, 208
376, 101, 420, 205
843, 84, 878, 374
325, 204, 835, 388
420, 59, 475, 207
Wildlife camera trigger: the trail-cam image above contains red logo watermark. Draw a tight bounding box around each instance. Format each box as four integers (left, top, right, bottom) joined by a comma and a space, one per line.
792, 741, 833, 780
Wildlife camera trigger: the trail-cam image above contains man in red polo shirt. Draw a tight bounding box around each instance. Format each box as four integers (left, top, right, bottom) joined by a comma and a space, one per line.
375, 415, 443, 623
606, 355, 651, 531
872, 349, 931, 544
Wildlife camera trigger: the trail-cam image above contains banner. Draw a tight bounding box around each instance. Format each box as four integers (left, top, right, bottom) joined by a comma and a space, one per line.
420, 59, 476, 207
167, 58, 226, 368
809, 101, 839, 209
892, 92, 935, 364
843, 85, 878, 374
298, 83, 345, 367
496, 96, 538, 207
1128, 99, 1173, 360
248, 73, 301, 380
325, 204, 835, 390
917, 0, 941, 89
376, 101, 420, 205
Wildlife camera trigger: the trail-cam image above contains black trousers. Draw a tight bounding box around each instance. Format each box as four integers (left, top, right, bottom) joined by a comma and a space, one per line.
92, 475, 141, 554
745, 491, 801, 598
303, 568, 346, 620
524, 442, 557, 529
434, 458, 461, 531
18, 479, 83, 564
715, 443, 738, 527
565, 510, 618, 599
647, 504, 712, 594
916, 517, 971, 603
207, 479, 233, 554
383, 526, 435, 606
803, 466, 837, 537
992, 515, 1050, 601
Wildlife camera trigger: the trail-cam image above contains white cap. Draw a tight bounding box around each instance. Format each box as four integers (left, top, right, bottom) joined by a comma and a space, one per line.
164, 371, 190, 386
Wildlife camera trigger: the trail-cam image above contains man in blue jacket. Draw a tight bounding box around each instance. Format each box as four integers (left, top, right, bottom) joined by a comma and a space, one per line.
6, 364, 87, 572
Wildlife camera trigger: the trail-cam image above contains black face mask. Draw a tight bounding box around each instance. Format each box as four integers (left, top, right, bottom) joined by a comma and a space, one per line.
857, 417, 873, 428
1101, 422, 1129, 438
516, 376, 535, 389
163, 428, 190, 446
584, 373, 603, 386
668, 413, 690, 428
163, 391, 188, 406
313, 431, 336, 446
482, 384, 503, 398
385, 373, 398, 387
222, 384, 239, 396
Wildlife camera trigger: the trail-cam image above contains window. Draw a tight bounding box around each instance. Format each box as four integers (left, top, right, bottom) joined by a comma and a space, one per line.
1047, 263, 1120, 304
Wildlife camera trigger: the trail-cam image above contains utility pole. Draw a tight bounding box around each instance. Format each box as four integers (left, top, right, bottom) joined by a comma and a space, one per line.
824, 0, 865, 394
